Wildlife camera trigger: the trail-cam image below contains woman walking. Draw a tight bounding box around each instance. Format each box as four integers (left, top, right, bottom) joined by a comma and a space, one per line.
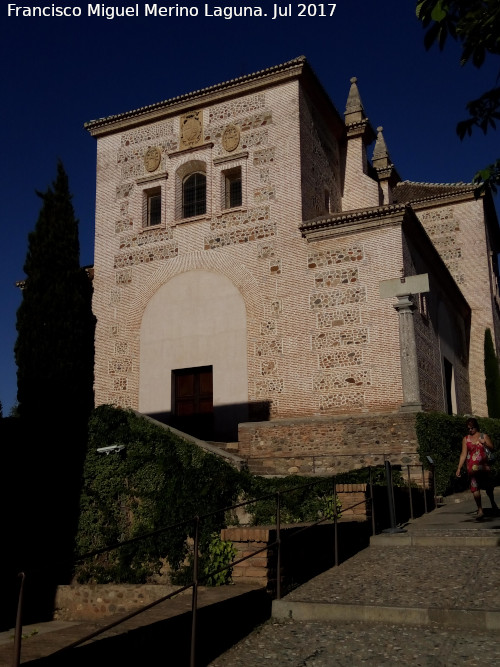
456, 417, 499, 520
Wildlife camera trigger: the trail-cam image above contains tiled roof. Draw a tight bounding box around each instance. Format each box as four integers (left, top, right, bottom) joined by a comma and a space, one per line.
85, 56, 307, 131
393, 180, 475, 204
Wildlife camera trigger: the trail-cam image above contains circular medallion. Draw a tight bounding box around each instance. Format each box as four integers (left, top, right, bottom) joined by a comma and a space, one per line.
222, 124, 240, 152
144, 147, 161, 172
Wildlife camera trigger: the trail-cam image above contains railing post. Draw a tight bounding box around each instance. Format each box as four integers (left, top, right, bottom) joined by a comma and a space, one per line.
407, 465, 414, 521
333, 476, 338, 567
430, 461, 437, 508
421, 465, 428, 514
276, 492, 281, 600
386, 460, 397, 530
369, 467, 376, 536
383, 460, 406, 534
13, 572, 25, 667
190, 516, 200, 667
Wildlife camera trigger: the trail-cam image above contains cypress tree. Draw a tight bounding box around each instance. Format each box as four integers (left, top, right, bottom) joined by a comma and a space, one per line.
13, 162, 95, 601
484, 328, 500, 418
15, 161, 95, 426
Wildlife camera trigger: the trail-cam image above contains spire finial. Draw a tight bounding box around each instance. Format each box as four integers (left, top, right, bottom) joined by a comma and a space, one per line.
373, 126, 390, 164
345, 76, 364, 118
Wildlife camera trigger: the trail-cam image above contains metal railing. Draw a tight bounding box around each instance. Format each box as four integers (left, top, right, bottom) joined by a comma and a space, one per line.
10, 462, 433, 667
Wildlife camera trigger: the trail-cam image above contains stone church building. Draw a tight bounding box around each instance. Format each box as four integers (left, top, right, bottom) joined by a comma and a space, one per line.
85, 57, 500, 475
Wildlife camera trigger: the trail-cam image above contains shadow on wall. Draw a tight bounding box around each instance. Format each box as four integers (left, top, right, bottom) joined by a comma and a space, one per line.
147, 401, 271, 442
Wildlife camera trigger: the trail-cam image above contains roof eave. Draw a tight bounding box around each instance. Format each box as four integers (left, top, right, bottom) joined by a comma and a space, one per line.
85, 56, 310, 138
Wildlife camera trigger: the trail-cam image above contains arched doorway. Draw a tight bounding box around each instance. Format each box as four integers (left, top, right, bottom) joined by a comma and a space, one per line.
139, 270, 248, 440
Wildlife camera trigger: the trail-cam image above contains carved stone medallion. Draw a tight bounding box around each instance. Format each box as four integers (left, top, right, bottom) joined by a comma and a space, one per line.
180, 111, 203, 149
144, 146, 161, 172
222, 124, 240, 152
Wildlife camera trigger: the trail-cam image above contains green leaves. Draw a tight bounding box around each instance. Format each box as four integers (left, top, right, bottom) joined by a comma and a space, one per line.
431, 1, 447, 22
415, 1, 500, 194
457, 87, 500, 139
202, 533, 237, 586
416, 1, 500, 63
484, 328, 500, 417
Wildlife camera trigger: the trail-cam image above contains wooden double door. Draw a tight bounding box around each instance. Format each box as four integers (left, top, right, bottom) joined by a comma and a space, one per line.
172, 366, 214, 439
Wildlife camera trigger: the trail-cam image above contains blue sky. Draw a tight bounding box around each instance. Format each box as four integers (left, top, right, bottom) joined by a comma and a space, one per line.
1, 1, 498, 416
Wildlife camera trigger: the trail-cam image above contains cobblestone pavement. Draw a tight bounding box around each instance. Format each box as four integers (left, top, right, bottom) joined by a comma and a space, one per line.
208, 618, 500, 666
282, 544, 500, 610
209, 489, 500, 666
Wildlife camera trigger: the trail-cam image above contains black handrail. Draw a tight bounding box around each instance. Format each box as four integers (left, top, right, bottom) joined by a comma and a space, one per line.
11, 462, 431, 667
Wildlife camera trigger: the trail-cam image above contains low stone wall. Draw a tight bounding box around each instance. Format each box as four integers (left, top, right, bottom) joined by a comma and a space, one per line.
238, 412, 421, 476
54, 584, 179, 621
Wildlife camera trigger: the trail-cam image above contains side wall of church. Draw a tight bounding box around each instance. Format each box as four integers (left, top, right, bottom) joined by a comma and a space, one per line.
304, 225, 405, 414
401, 232, 471, 414
416, 199, 499, 416
298, 88, 342, 219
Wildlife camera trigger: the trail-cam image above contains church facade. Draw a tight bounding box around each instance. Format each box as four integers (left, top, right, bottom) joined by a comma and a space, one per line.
86, 57, 500, 452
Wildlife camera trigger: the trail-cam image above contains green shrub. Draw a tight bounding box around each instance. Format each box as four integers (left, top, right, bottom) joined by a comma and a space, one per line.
243, 475, 341, 525
202, 533, 237, 586
485, 328, 500, 418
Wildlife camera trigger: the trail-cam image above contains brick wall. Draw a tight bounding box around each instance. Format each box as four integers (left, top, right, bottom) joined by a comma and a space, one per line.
238, 411, 421, 476
54, 584, 180, 621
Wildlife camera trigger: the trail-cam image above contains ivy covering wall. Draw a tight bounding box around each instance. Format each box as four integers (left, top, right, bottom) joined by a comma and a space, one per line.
75, 406, 339, 584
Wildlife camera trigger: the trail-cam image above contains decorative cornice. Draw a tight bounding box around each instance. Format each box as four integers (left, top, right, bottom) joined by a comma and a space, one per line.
85, 57, 308, 137
409, 190, 479, 209
393, 180, 478, 208
300, 203, 408, 240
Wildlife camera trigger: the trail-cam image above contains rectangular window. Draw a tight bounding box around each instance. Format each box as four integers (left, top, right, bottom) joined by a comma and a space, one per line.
418, 293, 429, 321
144, 187, 161, 227
224, 167, 242, 209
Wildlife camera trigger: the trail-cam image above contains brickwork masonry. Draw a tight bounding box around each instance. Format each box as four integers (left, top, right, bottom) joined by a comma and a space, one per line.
238, 411, 420, 476
54, 584, 180, 621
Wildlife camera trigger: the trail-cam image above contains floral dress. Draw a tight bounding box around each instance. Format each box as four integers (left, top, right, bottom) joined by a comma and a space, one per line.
466, 435, 491, 492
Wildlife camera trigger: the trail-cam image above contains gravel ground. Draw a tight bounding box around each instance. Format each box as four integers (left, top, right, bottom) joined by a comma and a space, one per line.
209, 618, 500, 666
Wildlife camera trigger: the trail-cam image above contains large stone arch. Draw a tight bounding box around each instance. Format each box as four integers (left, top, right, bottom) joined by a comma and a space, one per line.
139, 269, 249, 440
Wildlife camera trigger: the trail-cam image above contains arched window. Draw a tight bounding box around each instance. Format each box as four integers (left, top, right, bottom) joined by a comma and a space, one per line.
183, 172, 206, 218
